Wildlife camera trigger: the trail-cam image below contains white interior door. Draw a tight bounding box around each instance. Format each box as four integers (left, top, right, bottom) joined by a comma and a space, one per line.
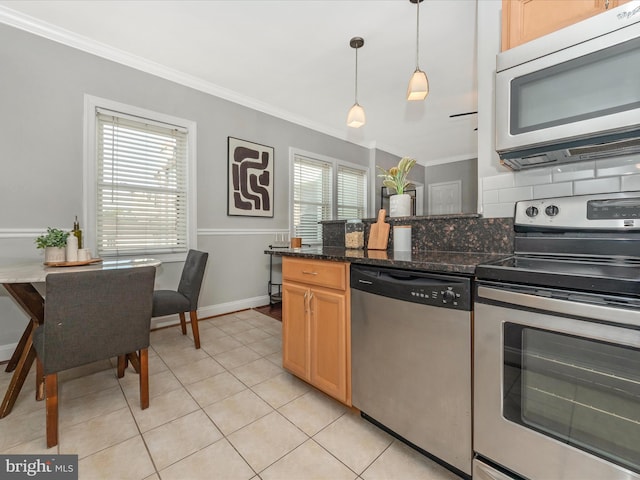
428, 180, 462, 215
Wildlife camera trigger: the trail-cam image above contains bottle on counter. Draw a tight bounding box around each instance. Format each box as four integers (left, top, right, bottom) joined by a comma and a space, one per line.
345, 219, 365, 249
73, 215, 83, 249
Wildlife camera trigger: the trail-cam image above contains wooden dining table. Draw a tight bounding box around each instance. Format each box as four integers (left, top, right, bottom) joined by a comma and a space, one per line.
0, 257, 161, 418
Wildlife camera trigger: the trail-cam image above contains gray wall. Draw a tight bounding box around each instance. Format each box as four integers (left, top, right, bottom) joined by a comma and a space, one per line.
0, 24, 371, 356
425, 158, 477, 214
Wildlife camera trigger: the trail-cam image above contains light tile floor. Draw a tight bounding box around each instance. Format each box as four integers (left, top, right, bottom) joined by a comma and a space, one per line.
0, 309, 461, 480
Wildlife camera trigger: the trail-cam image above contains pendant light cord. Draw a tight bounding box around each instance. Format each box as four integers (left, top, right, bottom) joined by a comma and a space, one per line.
354, 46, 359, 104
415, 0, 421, 70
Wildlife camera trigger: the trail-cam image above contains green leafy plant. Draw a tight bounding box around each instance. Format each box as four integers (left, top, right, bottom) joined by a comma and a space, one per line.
35, 227, 70, 249
377, 157, 417, 195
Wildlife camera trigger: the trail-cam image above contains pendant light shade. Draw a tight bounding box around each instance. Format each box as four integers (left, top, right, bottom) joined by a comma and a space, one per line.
407, 0, 429, 101
347, 37, 365, 128
347, 103, 366, 128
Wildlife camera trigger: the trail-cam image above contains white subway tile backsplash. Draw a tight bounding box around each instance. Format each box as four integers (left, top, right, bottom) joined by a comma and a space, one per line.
483, 189, 500, 204
482, 203, 515, 218
515, 168, 552, 186
499, 186, 533, 203
596, 155, 640, 177
482, 172, 515, 191
621, 174, 640, 192
573, 177, 620, 195
551, 162, 595, 182
533, 182, 573, 199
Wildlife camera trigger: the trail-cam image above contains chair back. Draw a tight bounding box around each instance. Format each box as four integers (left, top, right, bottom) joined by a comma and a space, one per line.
37, 266, 156, 374
177, 250, 208, 311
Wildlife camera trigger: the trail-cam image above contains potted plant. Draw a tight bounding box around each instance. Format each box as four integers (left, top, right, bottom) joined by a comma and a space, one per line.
35, 227, 70, 263
377, 157, 417, 217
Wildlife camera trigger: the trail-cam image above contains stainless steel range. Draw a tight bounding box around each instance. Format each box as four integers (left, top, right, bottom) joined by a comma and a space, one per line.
473, 191, 640, 480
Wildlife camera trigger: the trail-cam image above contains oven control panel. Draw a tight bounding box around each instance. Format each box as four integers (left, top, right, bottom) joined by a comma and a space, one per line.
515, 191, 640, 230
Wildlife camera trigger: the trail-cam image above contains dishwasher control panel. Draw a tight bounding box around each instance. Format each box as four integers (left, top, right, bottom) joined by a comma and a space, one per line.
350, 264, 472, 311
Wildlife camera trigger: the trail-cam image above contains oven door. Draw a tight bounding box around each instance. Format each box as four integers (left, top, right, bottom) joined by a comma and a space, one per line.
474, 283, 640, 480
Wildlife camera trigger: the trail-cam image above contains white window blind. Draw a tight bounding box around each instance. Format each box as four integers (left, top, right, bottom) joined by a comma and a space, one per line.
96, 109, 188, 256
293, 155, 332, 244
337, 164, 367, 219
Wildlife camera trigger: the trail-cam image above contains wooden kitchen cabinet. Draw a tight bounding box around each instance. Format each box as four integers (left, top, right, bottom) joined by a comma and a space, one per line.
501, 0, 630, 51
282, 257, 351, 405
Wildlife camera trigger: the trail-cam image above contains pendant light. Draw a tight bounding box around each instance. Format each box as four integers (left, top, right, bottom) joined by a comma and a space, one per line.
407, 0, 429, 101
347, 37, 365, 128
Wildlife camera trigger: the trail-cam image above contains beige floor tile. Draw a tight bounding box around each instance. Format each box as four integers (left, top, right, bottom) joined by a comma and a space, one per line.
154, 344, 209, 370
59, 385, 128, 428
227, 411, 307, 473
232, 327, 272, 345
120, 368, 182, 405
150, 326, 193, 346
264, 351, 283, 366
246, 336, 281, 357
217, 320, 254, 336
159, 438, 255, 480
131, 386, 199, 433
78, 435, 155, 480
143, 475, 160, 480
362, 440, 461, 480
203, 389, 273, 435
279, 389, 348, 436
185, 371, 247, 407
170, 356, 226, 385
252, 372, 309, 409
314, 411, 393, 474
213, 345, 262, 370
60, 367, 120, 401
255, 322, 282, 337
3, 435, 57, 455
230, 358, 283, 387
0, 407, 47, 451
0, 370, 42, 418
233, 310, 261, 321
200, 333, 243, 356
59, 407, 139, 459
143, 410, 222, 471
261, 439, 357, 480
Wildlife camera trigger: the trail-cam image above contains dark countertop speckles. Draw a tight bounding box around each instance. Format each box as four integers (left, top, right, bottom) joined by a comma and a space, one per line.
265, 246, 510, 275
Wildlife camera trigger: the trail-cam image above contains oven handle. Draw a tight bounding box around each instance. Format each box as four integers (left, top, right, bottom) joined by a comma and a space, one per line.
477, 285, 640, 327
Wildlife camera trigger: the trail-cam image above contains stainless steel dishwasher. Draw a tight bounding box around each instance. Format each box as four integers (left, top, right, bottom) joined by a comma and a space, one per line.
351, 264, 472, 477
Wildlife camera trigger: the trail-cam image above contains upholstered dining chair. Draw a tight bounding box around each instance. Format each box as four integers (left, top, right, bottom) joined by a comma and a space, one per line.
33, 266, 156, 448
152, 249, 208, 349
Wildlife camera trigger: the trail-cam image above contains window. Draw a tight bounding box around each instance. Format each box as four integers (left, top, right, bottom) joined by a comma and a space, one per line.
291, 150, 368, 245
85, 96, 196, 259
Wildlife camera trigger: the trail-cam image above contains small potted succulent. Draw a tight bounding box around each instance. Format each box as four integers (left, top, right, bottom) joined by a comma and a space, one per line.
377, 157, 417, 217
35, 227, 70, 263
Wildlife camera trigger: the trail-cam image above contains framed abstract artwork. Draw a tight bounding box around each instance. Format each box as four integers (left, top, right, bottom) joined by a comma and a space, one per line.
227, 137, 274, 217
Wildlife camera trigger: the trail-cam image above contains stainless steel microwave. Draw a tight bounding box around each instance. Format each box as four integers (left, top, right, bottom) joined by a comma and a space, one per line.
495, 1, 640, 170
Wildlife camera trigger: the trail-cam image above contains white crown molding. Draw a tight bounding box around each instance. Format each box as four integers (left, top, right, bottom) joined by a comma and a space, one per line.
421, 153, 478, 167
0, 6, 375, 152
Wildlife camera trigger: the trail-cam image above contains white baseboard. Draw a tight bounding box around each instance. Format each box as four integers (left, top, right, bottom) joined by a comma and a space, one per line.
0, 342, 17, 363
150, 295, 270, 330
0, 296, 272, 362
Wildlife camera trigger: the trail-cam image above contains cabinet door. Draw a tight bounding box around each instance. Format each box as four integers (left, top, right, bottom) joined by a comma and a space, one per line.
309, 287, 349, 404
501, 0, 630, 51
282, 282, 309, 380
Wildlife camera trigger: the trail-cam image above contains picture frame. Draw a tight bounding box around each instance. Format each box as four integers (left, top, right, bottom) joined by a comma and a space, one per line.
227, 137, 274, 217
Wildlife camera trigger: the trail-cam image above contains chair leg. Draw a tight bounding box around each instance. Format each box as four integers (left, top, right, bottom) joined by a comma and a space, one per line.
117, 355, 127, 378
139, 349, 149, 410
45, 373, 58, 448
36, 357, 44, 401
179, 312, 187, 335
189, 311, 201, 349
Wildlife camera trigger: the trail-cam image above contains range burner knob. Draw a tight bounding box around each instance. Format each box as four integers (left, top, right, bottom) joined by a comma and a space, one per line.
545, 205, 560, 217
525, 206, 539, 217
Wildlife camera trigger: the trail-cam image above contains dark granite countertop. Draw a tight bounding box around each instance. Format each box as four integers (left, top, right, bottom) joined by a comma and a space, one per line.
265, 246, 510, 275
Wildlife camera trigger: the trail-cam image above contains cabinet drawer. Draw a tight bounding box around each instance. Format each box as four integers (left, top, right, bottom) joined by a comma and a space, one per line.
283, 258, 347, 291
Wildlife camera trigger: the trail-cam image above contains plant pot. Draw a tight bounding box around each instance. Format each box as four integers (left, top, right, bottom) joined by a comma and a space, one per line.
44, 247, 66, 263
390, 193, 412, 217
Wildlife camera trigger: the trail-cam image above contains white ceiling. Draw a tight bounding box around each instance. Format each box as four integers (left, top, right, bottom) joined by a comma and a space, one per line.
0, 0, 479, 166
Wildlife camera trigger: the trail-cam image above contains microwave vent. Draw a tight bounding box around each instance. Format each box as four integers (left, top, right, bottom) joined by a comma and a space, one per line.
567, 137, 640, 160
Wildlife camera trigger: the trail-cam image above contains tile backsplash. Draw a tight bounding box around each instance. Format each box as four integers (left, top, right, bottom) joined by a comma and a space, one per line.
481, 155, 640, 218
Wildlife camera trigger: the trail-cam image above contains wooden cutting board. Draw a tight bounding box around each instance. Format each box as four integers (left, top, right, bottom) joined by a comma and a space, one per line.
367, 209, 389, 250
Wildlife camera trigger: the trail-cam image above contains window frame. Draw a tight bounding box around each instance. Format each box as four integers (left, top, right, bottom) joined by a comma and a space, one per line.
289, 148, 369, 245
83, 95, 197, 262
